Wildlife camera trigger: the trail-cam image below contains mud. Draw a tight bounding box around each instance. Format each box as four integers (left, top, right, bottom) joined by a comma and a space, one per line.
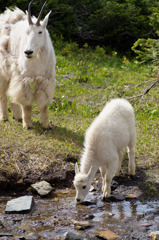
0, 169, 159, 240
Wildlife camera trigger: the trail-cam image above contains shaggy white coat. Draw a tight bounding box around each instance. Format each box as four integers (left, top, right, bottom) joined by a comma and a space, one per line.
74, 98, 136, 202
0, 7, 56, 129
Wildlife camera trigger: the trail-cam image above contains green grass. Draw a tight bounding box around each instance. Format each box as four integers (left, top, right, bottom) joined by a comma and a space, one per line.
0, 41, 158, 189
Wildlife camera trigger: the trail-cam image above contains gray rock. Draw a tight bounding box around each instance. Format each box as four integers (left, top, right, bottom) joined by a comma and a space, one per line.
62, 231, 83, 240
5, 196, 34, 213
111, 193, 125, 201
31, 180, 53, 196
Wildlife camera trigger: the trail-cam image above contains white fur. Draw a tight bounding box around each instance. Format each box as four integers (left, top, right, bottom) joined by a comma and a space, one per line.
0, 6, 56, 129
74, 98, 136, 202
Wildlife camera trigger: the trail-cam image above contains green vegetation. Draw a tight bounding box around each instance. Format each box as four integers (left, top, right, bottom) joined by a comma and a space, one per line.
0, 41, 158, 191
0, 0, 159, 53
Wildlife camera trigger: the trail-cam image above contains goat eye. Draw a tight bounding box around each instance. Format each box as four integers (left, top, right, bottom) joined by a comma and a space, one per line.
82, 186, 86, 189
38, 31, 42, 34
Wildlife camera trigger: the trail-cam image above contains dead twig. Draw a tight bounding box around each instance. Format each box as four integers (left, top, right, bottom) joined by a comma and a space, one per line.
127, 78, 159, 100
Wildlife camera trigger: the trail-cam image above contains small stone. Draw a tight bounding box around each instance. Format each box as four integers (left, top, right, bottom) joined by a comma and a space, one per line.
110, 193, 125, 202
150, 231, 159, 240
19, 232, 40, 240
85, 214, 94, 220
0, 233, 13, 237
72, 220, 92, 230
140, 222, 153, 227
31, 180, 53, 196
62, 231, 82, 240
5, 196, 34, 213
97, 230, 121, 240
125, 194, 137, 199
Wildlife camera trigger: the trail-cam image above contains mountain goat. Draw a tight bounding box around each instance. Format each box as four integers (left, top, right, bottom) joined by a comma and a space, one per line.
74, 98, 136, 202
0, 1, 56, 129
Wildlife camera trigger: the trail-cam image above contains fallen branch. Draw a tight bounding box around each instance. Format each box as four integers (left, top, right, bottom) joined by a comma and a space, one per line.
127, 78, 159, 100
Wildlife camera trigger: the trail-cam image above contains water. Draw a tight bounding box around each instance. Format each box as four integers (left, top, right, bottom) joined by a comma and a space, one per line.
0, 189, 159, 239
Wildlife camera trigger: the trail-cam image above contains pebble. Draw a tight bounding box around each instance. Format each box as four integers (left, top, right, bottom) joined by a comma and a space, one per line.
125, 194, 137, 199
96, 230, 121, 240
62, 231, 83, 240
110, 193, 125, 202
19, 232, 40, 240
31, 180, 53, 196
5, 196, 34, 213
72, 220, 92, 230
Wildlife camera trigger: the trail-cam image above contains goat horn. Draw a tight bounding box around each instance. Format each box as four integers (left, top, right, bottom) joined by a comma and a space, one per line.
28, 0, 33, 25
36, 1, 47, 26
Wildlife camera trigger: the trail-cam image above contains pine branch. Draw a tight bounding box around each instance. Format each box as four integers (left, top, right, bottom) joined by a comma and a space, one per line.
127, 78, 159, 100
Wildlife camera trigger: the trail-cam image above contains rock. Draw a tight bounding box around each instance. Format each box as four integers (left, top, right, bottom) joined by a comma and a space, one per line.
140, 222, 153, 227
5, 196, 34, 213
96, 230, 121, 240
62, 231, 83, 240
19, 232, 40, 240
31, 180, 53, 196
125, 194, 137, 199
0, 233, 13, 237
150, 231, 159, 240
85, 214, 94, 220
103, 193, 125, 202
110, 194, 125, 202
72, 220, 92, 230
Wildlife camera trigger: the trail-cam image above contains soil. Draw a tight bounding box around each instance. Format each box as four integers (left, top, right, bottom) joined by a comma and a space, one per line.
0, 155, 159, 201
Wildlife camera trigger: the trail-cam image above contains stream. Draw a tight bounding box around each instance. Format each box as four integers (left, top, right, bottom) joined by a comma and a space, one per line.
0, 188, 159, 240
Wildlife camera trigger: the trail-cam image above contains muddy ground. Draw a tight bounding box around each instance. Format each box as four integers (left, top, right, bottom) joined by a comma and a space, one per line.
0, 156, 159, 240
0, 155, 159, 201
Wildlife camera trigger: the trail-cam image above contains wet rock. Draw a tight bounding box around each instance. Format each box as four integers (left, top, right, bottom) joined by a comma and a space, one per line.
0, 233, 13, 237
103, 193, 125, 202
19, 232, 40, 240
140, 222, 153, 227
150, 231, 159, 240
96, 230, 121, 240
85, 214, 94, 220
62, 231, 83, 240
125, 194, 137, 199
72, 220, 92, 230
110, 193, 125, 202
5, 196, 34, 213
31, 180, 53, 196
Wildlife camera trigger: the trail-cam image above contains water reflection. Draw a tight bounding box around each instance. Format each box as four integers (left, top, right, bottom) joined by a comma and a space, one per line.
0, 191, 159, 239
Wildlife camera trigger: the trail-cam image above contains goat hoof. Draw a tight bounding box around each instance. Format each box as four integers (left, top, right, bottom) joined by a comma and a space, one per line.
13, 117, 22, 122
102, 196, 111, 202
24, 126, 32, 130
0, 118, 8, 122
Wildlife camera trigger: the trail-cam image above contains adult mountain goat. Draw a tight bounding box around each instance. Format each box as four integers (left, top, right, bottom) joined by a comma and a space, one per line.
0, 1, 56, 129
74, 98, 136, 202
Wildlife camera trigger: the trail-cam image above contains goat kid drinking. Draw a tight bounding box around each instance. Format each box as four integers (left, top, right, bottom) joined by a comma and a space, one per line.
74, 98, 136, 202
0, 1, 56, 129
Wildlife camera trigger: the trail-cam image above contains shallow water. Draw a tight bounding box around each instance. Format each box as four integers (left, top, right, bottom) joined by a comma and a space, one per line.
0, 189, 159, 239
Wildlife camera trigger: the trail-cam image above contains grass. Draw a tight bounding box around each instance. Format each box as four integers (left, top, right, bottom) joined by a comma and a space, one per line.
0, 41, 158, 193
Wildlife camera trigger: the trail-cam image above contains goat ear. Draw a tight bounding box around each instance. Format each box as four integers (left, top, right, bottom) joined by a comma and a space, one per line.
75, 162, 80, 175
87, 166, 93, 179
42, 10, 52, 28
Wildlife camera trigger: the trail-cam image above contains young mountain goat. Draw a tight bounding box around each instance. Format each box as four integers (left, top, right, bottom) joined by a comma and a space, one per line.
0, 1, 56, 129
74, 98, 136, 202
